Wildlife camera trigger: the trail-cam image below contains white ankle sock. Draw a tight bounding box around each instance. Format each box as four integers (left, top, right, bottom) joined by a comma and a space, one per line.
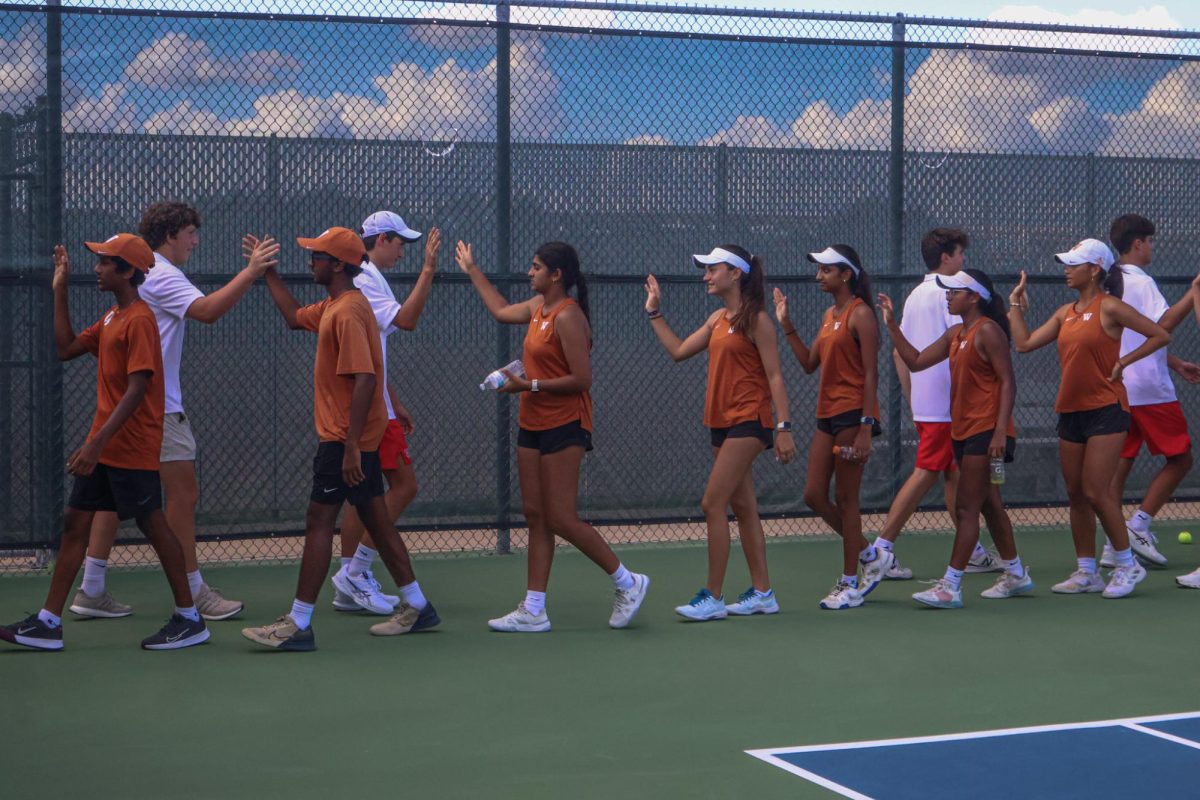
1003, 556, 1024, 577
290, 599, 315, 630
81, 556, 107, 596
348, 544, 377, 577
523, 590, 546, 616
610, 563, 635, 591
859, 545, 877, 564
943, 566, 964, 590
1114, 548, 1136, 568
176, 606, 200, 622
1129, 510, 1153, 532
841, 574, 858, 588
971, 542, 987, 559
399, 581, 427, 610
186, 570, 203, 598
38, 608, 61, 628
1077, 557, 1097, 574
339, 557, 352, 571
874, 537, 894, 553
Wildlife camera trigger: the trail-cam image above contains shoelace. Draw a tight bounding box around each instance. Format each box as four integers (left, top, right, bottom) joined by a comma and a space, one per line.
737, 588, 756, 604
689, 591, 711, 606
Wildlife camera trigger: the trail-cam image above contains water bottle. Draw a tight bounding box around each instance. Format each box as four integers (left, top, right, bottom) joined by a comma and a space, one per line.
832, 445, 854, 461
990, 457, 1006, 485
480, 359, 526, 391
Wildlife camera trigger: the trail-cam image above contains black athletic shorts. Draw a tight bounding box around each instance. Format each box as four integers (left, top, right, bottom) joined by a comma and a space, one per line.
816, 408, 882, 439
517, 420, 593, 455
311, 442, 385, 507
710, 420, 773, 450
952, 430, 1016, 464
1057, 403, 1131, 444
68, 464, 162, 521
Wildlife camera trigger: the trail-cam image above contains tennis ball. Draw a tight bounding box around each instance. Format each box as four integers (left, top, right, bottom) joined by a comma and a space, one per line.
1179, 531, 1193, 545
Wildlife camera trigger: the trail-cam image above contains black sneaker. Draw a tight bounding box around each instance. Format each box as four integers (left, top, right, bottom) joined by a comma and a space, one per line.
141, 614, 210, 651
0, 613, 64, 651
413, 601, 441, 632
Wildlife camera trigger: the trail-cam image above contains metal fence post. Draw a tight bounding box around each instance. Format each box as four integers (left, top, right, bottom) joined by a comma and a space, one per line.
494, 1, 513, 554
888, 14, 906, 494
0, 114, 13, 533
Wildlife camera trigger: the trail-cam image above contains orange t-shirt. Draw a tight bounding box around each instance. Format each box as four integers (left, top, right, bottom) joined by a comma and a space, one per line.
1055, 295, 1129, 414
704, 317, 772, 429
519, 298, 593, 432
295, 291, 388, 450
949, 319, 1016, 441
814, 298, 880, 419
78, 301, 165, 471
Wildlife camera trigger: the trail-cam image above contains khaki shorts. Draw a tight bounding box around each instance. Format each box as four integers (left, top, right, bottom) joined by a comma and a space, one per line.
160, 412, 198, 463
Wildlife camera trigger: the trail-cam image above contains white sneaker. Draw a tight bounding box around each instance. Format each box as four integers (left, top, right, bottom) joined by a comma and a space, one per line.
860, 549, 895, 597
675, 588, 727, 621
1100, 542, 1116, 569
819, 581, 863, 610
488, 603, 551, 633
331, 569, 394, 615
965, 548, 1002, 573
981, 569, 1035, 599
912, 579, 963, 609
885, 557, 913, 580
1103, 563, 1147, 599
1052, 570, 1105, 594
1127, 527, 1168, 567
364, 570, 401, 608
331, 588, 360, 612
726, 587, 780, 616
609, 573, 650, 629
1176, 567, 1200, 589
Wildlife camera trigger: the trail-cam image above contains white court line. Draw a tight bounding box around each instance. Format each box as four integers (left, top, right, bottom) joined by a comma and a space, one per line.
746, 710, 1200, 797
1122, 723, 1200, 752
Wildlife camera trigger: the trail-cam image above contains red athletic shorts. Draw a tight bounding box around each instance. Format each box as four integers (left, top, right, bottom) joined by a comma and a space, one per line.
378, 419, 412, 470
915, 421, 956, 472
1121, 401, 1190, 459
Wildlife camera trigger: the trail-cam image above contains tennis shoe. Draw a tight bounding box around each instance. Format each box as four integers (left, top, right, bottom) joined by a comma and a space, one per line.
141, 614, 210, 650
1052, 570, 1105, 594
1127, 526, 1167, 567
912, 579, 963, 609
1176, 567, 1200, 589
965, 548, 1002, 573
860, 549, 895, 596
609, 572, 650, 628
69, 588, 132, 618
675, 588, 727, 621
241, 615, 315, 651
726, 587, 780, 616
885, 556, 913, 580
488, 603, 551, 632
1102, 563, 1147, 599
819, 581, 863, 610
332, 568, 394, 615
981, 569, 1035, 599
0, 613, 63, 651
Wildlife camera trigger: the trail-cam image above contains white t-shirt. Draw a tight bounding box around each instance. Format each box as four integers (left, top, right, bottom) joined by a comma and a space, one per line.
353, 261, 402, 420
898, 274, 960, 423
1119, 264, 1176, 407
140, 253, 205, 414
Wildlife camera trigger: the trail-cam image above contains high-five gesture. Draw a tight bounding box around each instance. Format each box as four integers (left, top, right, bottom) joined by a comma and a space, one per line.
877, 293, 896, 326
1009, 270, 1029, 311
52, 245, 71, 293
455, 241, 478, 273
644, 274, 662, 313
772, 287, 789, 327
423, 228, 442, 272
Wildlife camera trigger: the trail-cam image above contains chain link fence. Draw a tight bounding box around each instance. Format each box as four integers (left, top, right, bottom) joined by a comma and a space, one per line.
4, 1, 1200, 571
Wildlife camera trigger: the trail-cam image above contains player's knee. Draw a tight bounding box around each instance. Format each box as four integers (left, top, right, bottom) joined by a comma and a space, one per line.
1170, 450, 1193, 471
700, 491, 728, 518
802, 487, 825, 510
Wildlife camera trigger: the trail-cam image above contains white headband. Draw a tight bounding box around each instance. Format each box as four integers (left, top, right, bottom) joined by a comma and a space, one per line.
806, 247, 860, 276
692, 247, 752, 274
935, 272, 991, 301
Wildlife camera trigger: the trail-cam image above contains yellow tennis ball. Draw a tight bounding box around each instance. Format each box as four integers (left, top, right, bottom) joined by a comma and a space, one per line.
1179, 531, 1193, 545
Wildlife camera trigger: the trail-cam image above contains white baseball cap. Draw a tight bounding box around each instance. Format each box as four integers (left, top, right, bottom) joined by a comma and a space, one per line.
361, 211, 421, 242
693, 247, 752, 274
806, 246, 860, 276
1054, 238, 1114, 272
935, 271, 991, 301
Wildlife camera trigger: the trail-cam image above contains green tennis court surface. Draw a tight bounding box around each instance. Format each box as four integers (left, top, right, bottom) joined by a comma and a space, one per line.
3, 526, 1199, 799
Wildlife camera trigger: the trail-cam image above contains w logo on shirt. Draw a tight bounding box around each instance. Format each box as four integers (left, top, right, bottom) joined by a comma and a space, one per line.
833, 321, 842, 331
959, 340, 968, 349
1083, 313, 1093, 321
728, 326, 736, 334
103, 310, 116, 326
540, 320, 550, 331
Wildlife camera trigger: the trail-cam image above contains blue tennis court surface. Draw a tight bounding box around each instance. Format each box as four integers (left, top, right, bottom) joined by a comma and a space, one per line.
747, 712, 1200, 799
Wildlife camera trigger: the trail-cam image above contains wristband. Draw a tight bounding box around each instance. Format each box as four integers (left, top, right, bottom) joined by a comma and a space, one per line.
646, 309, 662, 320
531, 379, 540, 393
775, 421, 792, 432
860, 416, 877, 427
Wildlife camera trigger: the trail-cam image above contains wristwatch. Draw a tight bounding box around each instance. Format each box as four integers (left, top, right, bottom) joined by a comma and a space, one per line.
775, 421, 792, 432
531, 379, 540, 393
860, 415, 877, 426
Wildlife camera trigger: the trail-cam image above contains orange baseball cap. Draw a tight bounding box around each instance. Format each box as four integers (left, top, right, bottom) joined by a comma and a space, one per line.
84, 233, 155, 272
296, 227, 366, 267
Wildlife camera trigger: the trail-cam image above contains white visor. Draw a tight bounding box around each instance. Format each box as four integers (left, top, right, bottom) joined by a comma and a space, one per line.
806, 247, 860, 276
935, 272, 991, 301
1054, 238, 1114, 272
693, 247, 751, 274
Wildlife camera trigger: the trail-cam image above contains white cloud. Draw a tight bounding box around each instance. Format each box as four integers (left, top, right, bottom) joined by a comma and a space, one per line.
970, 5, 1183, 56
63, 83, 138, 133
791, 99, 891, 149
123, 33, 301, 89
1101, 61, 1200, 157
700, 115, 793, 147
0, 23, 44, 114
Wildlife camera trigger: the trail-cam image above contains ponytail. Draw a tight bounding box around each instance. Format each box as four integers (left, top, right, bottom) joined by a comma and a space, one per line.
1102, 265, 1124, 299
535, 241, 590, 323
716, 243, 764, 336
960, 268, 1010, 341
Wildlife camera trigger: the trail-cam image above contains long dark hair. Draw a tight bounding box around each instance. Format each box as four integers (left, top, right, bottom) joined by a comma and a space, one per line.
715, 243, 764, 336
1102, 265, 1124, 299
961, 268, 1010, 341
536, 241, 589, 322
830, 243, 874, 310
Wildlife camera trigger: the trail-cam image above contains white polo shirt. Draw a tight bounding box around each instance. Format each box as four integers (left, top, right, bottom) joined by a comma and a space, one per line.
899, 273, 960, 423
1119, 264, 1176, 407
353, 260, 402, 421
140, 252, 205, 414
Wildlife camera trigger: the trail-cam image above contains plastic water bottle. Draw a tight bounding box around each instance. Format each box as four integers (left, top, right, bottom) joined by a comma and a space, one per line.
832, 445, 854, 461
480, 359, 526, 391
990, 457, 1006, 485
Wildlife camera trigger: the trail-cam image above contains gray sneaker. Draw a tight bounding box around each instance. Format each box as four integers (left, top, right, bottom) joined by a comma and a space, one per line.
69, 588, 132, 619
195, 583, 244, 621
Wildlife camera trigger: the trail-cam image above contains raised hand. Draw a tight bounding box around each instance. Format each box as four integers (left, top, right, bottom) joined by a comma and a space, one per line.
52, 245, 70, 292
1009, 270, 1029, 310
773, 287, 789, 325
455, 241, 477, 273
877, 293, 896, 325
645, 274, 662, 313
246, 236, 280, 277
424, 227, 442, 271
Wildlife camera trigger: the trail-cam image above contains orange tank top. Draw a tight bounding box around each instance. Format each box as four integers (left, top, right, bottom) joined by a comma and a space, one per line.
1055, 295, 1129, 413
519, 298, 593, 432
949, 319, 1016, 441
704, 316, 772, 429
815, 298, 880, 419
